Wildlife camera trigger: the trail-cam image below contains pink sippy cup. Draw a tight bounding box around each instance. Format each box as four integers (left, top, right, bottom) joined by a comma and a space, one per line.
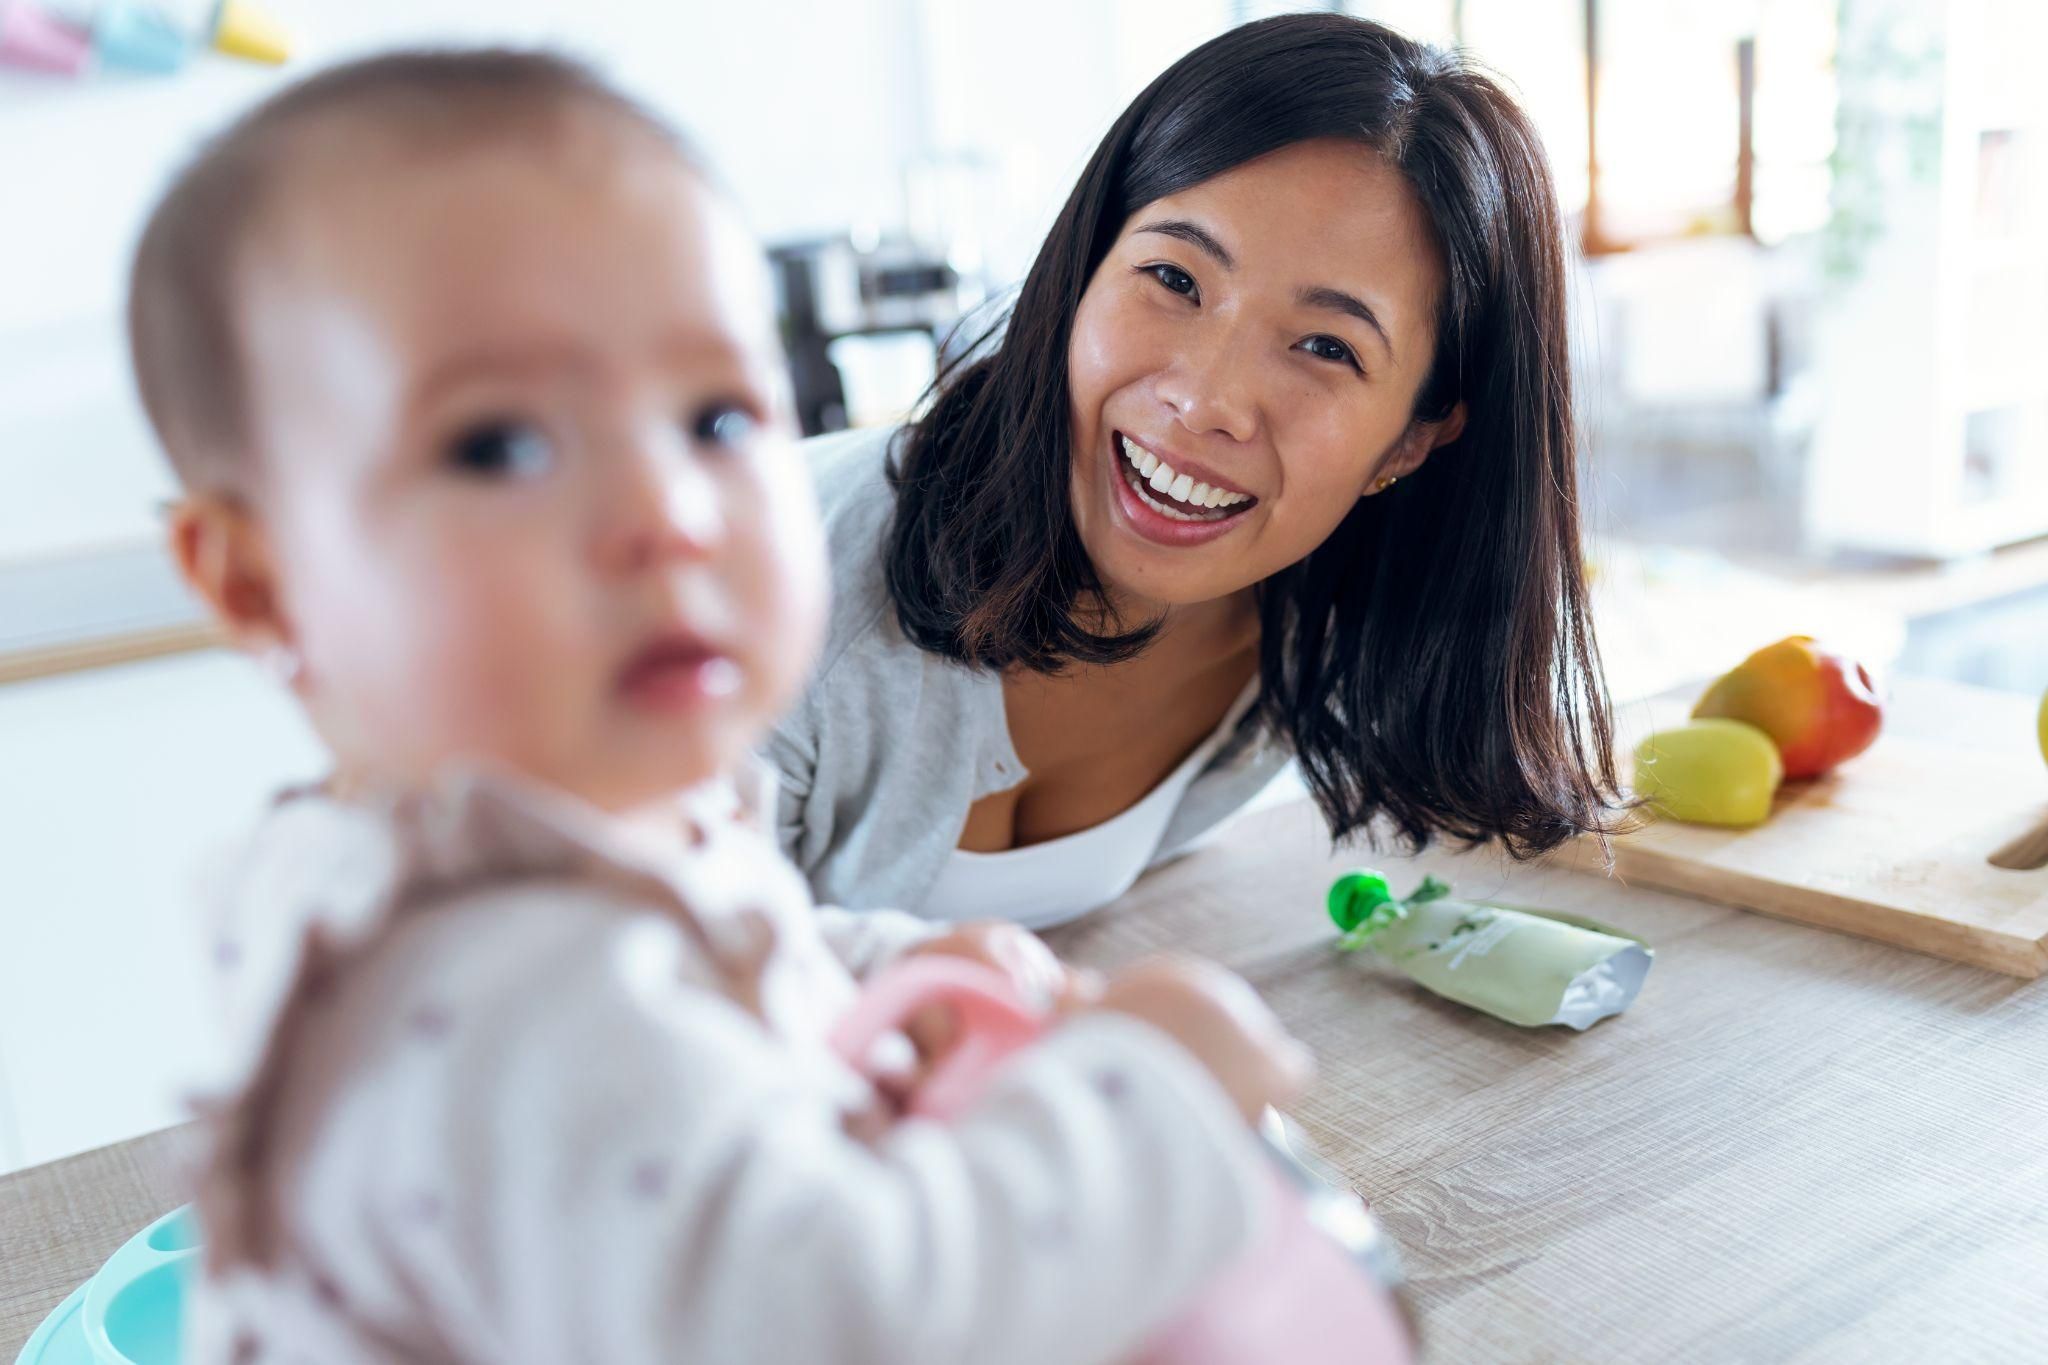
831, 956, 1417, 1364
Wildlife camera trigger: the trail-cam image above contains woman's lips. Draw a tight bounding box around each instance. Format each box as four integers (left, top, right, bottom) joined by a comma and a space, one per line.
1108, 430, 1258, 549
617, 634, 743, 711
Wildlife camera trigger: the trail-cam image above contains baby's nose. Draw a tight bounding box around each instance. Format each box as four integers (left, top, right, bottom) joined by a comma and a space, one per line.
596, 436, 725, 574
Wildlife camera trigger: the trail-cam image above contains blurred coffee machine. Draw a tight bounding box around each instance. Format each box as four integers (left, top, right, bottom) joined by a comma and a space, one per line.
770, 235, 983, 436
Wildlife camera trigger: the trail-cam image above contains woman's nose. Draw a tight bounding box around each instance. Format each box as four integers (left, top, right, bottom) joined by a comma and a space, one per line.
1155, 323, 1260, 444
593, 428, 725, 575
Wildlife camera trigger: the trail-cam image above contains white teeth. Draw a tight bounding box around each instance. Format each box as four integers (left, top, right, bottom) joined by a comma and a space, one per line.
1135, 480, 1205, 521
1119, 435, 1154, 478
1118, 434, 1254, 518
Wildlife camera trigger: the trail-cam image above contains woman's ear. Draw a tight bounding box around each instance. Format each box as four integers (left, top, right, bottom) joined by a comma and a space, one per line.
1424, 400, 1467, 453
1368, 401, 1468, 493
168, 494, 299, 678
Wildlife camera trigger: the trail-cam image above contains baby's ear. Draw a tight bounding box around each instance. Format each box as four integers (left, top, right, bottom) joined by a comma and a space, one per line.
168, 494, 293, 657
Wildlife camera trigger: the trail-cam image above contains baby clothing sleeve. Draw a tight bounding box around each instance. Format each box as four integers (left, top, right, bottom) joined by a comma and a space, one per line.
810, 902, 947, 978
277, 893, 1265, 1365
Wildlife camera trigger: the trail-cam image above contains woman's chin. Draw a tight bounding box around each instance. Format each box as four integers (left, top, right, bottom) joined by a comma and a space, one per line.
1081, 545, 1248, 620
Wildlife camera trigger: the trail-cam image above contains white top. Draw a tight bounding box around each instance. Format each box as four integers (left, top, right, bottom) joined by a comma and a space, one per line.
923, 682, 1262, 930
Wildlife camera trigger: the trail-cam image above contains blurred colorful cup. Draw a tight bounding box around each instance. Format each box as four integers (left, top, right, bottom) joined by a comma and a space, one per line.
210, 0, 287, 64
0, 0, 92, 75
96, 0, 192, 74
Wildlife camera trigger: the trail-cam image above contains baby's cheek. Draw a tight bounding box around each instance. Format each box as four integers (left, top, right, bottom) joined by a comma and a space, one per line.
375, 560, 579, 761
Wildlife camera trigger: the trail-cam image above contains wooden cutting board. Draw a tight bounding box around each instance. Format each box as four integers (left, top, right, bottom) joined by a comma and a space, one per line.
1570, 676, 2048, 977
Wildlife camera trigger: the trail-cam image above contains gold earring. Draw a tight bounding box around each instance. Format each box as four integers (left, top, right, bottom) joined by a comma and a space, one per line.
1371, 475, 1399, 494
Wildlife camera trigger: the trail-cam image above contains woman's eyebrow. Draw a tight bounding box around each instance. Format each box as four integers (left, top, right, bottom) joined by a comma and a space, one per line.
1135, 218, 1235, 269
1298, 285, 1393, 358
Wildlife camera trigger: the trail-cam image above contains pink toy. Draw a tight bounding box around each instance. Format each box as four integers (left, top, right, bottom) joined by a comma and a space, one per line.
832, 956, 1417, 1364
0, 1, 91, 75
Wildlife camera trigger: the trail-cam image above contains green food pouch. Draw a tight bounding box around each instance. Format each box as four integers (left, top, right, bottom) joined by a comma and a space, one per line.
1327, 871, 1652, 1029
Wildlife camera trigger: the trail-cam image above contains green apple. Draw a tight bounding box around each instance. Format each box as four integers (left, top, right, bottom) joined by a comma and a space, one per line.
1633, 719, 1784, 827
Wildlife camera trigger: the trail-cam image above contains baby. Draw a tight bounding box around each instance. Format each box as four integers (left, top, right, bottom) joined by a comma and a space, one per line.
131, 49, 1312, 1363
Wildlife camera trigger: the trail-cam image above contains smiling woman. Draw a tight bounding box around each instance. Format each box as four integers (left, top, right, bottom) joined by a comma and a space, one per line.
769, 12, 1627, 925
1065, 139, 1458, 610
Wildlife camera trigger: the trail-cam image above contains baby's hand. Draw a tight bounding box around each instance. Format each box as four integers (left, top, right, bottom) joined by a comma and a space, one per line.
896, 922, 1095, 1064
905, 920, 1081, 1007
1086, 956, 1313, 1124
861, 924, 1086, 1116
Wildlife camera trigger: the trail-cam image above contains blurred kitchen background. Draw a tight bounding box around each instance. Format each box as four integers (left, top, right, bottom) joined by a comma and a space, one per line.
1, 0, 2044, 1174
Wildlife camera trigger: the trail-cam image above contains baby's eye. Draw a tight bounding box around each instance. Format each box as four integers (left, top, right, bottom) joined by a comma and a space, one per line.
1300, 335, 1361, 371
690, 403, 759, 450
445, 421, 555, 479
1145, 263, 1199, 299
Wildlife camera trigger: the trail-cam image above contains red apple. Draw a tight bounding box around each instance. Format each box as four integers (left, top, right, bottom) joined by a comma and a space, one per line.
1691, 636, 1884, 779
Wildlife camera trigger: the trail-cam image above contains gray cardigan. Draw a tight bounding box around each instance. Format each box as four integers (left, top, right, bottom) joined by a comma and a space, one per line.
764, 424, 1294, 912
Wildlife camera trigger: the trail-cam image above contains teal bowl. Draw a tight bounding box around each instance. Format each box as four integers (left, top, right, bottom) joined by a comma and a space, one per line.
16, 1205, 198, 1365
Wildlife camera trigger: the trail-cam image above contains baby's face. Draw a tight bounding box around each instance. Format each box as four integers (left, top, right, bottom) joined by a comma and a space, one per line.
235, 121, 825, 812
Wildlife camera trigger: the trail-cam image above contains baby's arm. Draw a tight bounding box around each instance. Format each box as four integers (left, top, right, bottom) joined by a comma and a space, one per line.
810, 901, 948, 977
296, 892, 1264, 1365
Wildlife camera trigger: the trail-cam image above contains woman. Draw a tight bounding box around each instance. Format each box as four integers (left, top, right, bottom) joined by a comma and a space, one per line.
767, 13, 1622, 928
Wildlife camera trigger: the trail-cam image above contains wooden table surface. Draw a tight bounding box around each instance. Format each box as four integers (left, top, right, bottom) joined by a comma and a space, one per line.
1045, 797, 2048, 1363
6, 677, 2045, 1362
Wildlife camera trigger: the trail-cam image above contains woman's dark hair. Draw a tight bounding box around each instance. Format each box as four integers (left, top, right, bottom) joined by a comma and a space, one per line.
885, 13, 1623, 858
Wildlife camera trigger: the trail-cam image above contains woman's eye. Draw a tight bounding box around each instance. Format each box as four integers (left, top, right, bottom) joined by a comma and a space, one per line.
1146, 263, 1199, 299
445, 421, 554, 478
691, 403, 759, 450
1301, 335, 1360, 370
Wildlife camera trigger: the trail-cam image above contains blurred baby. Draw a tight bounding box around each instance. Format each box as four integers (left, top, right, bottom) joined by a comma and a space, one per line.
130, 49, 1309, 1364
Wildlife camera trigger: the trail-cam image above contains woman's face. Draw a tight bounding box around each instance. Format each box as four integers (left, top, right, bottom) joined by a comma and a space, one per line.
1066, 137, 1459, 613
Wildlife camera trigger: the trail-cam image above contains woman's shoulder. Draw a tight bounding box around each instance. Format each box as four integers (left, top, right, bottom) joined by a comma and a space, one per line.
796, 423, 913, 681
799, 422, 901, 527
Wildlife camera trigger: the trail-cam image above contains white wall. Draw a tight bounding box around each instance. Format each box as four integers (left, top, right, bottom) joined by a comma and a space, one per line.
0, 650, 324, 1173
0, 0, 929, 334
